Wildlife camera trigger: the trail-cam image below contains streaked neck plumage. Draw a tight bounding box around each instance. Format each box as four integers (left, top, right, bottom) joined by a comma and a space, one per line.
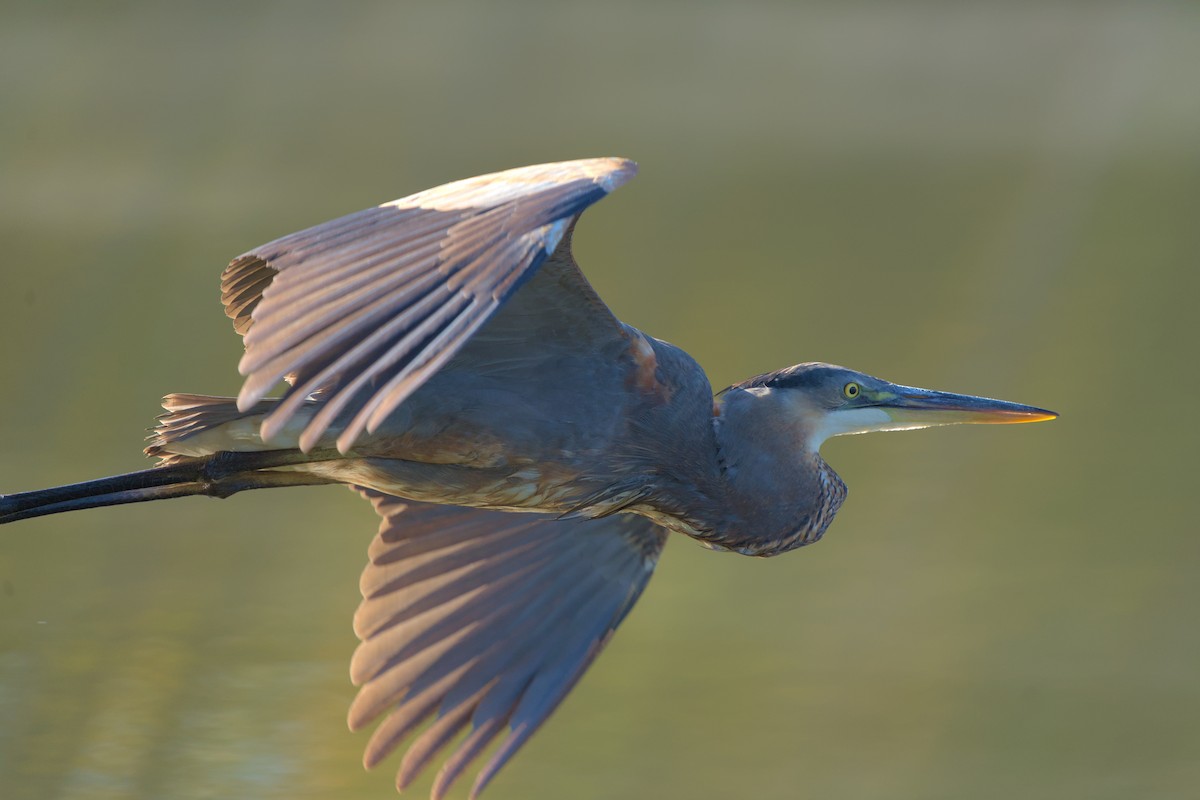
680, 384, 848, 556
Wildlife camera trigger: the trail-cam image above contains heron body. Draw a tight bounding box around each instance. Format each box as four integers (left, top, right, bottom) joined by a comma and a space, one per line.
0, 158, 1056, 799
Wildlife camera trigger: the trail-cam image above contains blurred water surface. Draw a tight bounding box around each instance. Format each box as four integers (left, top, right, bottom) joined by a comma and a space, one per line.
1, 2, 1197, 799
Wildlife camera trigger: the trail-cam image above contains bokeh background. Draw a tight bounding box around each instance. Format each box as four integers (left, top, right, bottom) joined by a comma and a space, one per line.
2, 2, 1197, 799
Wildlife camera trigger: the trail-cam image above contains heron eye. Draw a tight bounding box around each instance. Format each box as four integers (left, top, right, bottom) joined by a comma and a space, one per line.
843, 382, 861, 399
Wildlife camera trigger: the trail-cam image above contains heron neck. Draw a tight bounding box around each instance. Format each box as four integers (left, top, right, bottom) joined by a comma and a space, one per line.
694, 387, 847, 556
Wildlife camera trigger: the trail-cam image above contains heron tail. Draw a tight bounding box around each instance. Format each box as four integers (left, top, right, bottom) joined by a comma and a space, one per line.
0, 450, 333, 525
145, 393, 271, 463
144, 392, 328, 463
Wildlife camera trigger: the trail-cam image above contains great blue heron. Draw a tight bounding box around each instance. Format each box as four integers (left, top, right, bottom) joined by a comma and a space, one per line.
1, 158, 1055, 799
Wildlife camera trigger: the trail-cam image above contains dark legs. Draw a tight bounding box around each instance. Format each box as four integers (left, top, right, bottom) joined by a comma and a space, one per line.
0, 450, 338, 524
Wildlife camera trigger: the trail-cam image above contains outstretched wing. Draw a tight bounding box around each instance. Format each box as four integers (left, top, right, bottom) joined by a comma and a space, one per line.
219, 158, 637, 453
349, 489, 667, 800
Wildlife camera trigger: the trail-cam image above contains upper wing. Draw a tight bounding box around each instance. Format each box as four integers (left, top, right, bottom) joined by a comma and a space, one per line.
219, 158, 637, 453
350, 489, 667, 800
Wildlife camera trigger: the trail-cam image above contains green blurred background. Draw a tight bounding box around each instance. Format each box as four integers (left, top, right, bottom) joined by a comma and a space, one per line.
1, 2, 1197, 798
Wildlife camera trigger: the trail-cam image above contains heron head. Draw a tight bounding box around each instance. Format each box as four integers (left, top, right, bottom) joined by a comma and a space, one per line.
728, 363, 1057, 452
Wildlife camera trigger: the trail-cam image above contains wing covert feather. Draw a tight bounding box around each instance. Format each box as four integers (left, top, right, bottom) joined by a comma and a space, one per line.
349, 488, 666, 800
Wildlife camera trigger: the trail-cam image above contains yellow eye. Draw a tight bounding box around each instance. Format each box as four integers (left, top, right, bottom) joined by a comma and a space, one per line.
843, 382, 861, 399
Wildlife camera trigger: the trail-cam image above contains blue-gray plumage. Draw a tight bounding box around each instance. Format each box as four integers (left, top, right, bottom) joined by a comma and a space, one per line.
0, 158, 1056, 799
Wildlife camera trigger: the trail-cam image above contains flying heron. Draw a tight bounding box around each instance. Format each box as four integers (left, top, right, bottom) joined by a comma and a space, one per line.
0, 158, 1056, 799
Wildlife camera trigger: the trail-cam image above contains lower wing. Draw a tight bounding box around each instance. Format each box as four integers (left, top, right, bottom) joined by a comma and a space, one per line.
349, 488, 668, 800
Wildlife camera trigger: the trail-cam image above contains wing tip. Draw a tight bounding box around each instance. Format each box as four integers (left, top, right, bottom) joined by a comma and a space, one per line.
535, 155, 636, 195
382, 156, 639, 213
587, 156, 638, 194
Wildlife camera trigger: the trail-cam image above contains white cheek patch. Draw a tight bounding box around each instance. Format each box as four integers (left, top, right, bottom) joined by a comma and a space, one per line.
806, 407, 894, 450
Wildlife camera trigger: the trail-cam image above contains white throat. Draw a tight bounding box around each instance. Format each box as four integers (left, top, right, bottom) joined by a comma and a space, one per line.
805, 406, 894, 450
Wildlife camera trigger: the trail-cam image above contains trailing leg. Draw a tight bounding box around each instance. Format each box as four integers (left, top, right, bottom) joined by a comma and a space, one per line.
0, 449, 335, 525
